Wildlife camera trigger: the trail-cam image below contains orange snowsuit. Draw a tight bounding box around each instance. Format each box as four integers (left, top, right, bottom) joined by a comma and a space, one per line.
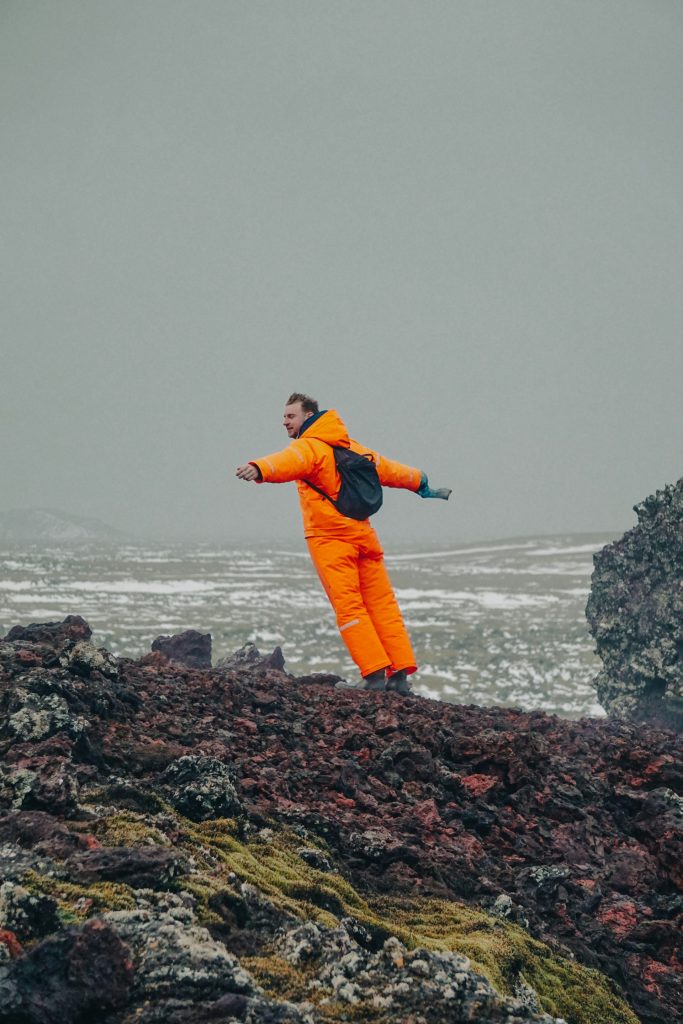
250, 410, 422, 678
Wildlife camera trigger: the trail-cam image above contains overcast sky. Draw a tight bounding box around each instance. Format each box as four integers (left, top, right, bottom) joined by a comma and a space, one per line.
1, 1, 681, 545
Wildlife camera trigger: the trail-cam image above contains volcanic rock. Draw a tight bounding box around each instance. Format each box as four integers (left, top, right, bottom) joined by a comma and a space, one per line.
587, 477, 683, 729
273, 921, 561, 1022
151, 629, 212, 670
65, 845, 187, 889
158, 755, 244, 821
59, 639, 119, 679
0, 615, 680, 1024
215, 641, 286, 674
0, 756, 80, 815
0, 809, 90, 859
101, 901, 255, 1003
0, 881, 60, 943
3, 615, 92, 648
0, 918, 133, 1024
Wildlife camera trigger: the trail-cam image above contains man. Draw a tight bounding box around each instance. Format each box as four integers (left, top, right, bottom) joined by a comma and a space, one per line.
236, 393, 449, 694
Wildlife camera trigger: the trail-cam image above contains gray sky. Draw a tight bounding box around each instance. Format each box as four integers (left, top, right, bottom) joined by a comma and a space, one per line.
2, 1, 682, 545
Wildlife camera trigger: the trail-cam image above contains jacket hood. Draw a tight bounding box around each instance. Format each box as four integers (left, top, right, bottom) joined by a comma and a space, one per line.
297, 409, 350, 448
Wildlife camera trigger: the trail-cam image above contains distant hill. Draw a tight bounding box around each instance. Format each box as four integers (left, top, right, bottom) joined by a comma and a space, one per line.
0, 508, 128, 545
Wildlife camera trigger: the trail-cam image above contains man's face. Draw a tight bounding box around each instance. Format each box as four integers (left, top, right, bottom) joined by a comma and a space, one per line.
283, 402, 309, 438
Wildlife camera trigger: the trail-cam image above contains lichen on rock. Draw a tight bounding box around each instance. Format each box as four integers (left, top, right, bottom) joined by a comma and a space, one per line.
158, 755, 245, 822
587, 477, 683, 729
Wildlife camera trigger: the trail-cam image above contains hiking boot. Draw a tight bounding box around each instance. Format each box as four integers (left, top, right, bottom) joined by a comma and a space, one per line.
335, 668, 387, 692
361, 668, 387, 691
386, 669, 411, 696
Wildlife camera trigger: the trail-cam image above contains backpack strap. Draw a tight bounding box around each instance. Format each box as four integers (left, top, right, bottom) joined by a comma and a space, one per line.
302, 442, 340, 510
303, 477, 340, 509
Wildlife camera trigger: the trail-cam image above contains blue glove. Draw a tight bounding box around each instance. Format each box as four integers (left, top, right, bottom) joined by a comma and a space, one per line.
417, 473, 451, 500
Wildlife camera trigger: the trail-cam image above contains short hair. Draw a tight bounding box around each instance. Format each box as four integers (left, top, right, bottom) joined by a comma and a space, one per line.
285, 392, 319, 415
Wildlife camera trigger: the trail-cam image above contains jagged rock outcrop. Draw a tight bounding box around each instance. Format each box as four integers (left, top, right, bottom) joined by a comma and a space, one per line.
151, 630, 212, 670
586, 478, 683, 730
1, 616, 681, 1024
215, 641, 286, 674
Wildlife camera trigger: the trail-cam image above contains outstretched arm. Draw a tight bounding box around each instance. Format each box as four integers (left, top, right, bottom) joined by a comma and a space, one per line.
373, 452, 423, 491
372, 451, 451, 500
236, 439, 317, 484
416, 472, 451, 500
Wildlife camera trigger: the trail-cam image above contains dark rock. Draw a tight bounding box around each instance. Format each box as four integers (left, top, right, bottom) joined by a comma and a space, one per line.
102, 904, 256, 1004
586, 478, 683, 729
0, 756, 80, 815
0, 811, 88, 859
3, 615, 92, 648
211, 992, 249, 1018
159, 755, 244, 821
0, 918, 133, 1024
293, 671, 344, 687
208, 881, 296, 960
66, 845, 187, 889
151, 630, 212, 670
297, 847, 333, 872
59, 640, 119, 679
215, 642, 286, 674
2, 619, 681, 1023
0, 881, 61, 943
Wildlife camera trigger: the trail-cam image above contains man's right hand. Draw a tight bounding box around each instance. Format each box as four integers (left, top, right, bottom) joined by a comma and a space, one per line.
236, 463, 261, 481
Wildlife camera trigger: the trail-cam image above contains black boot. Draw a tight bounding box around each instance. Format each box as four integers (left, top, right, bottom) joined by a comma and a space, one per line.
361, 668, 387, 691
386, 669, 411, 695
335, 668, 387, 691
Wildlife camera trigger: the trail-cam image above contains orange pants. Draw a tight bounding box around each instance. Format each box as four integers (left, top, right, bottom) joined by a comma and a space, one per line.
307, 532, 416, 678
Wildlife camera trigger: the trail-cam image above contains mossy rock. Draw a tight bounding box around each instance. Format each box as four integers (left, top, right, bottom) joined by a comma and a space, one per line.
21, 797, 637, 1024
373, 896, 638, 1024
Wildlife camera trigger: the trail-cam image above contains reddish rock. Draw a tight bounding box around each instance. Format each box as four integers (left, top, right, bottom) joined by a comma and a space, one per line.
412, 798, 442, 830
3, 615, 92, 647
234, 717, 258, 735
0, 928, 23, 958
374, 708, 399, 733
460, 773, 498, 797
597, 897, 639, 938
1, 618, 682, 1024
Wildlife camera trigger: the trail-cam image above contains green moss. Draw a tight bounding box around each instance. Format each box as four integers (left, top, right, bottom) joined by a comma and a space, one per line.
520, 957, 638, 1024
90, 811, 172, 848
23, 870, 137, 920
53, 796, 636, 1024
241, 955, 390, 1023
242, 954, 312, 1003
369, 896, 638, 1024
190, 824, 636, 1024
82, 783, 170, 815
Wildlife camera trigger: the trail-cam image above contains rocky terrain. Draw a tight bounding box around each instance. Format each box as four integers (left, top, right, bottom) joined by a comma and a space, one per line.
1, 615, 681, 1024
587, 477, 683, 731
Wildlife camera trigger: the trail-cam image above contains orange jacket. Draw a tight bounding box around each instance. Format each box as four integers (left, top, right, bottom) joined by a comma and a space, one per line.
250, 409, 422, 538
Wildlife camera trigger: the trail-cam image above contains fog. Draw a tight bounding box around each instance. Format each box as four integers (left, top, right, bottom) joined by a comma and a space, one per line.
2, 1, 682, 545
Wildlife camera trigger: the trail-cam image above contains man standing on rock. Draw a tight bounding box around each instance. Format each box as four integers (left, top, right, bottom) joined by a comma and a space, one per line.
236, 393, 449, 694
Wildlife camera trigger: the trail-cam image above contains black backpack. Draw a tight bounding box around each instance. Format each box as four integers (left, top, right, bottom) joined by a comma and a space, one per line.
304, 446, 383, 520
